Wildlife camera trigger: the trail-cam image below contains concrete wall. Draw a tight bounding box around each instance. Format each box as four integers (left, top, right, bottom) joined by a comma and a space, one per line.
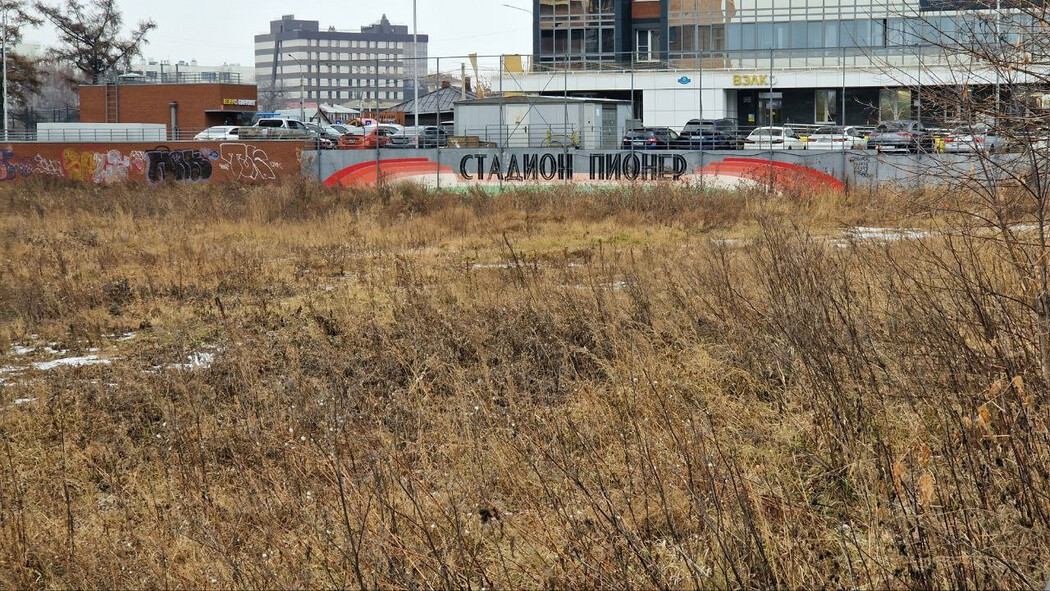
314, 147, 1016, 195
0, 139, 1015, 194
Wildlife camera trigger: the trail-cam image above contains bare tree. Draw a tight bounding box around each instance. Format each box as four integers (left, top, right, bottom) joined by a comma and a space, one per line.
0, 1, 43, 105
870, 1, 1050, 385
256, 79, 288, 114
34, 0, 155, 84
33, 62, 78, 110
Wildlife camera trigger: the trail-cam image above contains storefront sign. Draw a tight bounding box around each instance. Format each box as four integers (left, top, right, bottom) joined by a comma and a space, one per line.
222, 98, 257, 107
732, 74, 771, 87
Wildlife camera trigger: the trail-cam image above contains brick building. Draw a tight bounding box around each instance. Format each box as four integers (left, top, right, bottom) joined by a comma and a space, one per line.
79, 81, 258, 138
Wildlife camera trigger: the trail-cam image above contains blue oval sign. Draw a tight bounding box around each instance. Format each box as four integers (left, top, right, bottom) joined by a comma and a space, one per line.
677, 76, 692, 85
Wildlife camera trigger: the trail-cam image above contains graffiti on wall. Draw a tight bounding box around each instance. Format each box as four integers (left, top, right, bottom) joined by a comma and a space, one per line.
0, 141, 303, 185
144, 148, 216, 184
216, 143, 278, 181
61, 149, 147, 184
0, 150, 37, 181
32, 154, 64, 177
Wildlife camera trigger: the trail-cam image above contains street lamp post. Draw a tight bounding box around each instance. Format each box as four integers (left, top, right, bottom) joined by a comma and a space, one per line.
2, 9, 8, 142
501, 3, 530, 15
413, 0, 419, 129
286, 53, 306, 122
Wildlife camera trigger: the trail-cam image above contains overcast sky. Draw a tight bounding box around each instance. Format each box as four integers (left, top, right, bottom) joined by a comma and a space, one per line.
26, 0, 533, 67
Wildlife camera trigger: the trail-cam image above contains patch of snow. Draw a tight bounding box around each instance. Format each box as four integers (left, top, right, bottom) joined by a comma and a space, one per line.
11, 346, 34, 355
471, 262, 516, 270
847, 227, 931, 242
32, 355, 111, 371
13, 397, 35, 405
173, 352, 215, 371
116, 332, 137, 341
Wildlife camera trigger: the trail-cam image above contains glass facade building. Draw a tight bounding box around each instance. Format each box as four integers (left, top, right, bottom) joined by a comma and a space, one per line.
523, 0, 1033, 129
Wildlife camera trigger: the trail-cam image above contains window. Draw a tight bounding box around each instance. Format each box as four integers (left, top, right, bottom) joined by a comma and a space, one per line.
879, 88, 912, 120
824, 20, 839, 47
815, 90, 838, 123
807, 21, 822, 48
773, 22, 789, 49
636, 29, 659, 62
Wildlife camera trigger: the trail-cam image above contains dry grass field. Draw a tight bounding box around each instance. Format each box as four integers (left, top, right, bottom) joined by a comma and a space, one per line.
0, 178, 1047, 589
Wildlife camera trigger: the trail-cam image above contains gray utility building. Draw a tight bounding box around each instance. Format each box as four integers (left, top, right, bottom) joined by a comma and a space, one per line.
454, 95, 633, 150
255, 14, 429, 109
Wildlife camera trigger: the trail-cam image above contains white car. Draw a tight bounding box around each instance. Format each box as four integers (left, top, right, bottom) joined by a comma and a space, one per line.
744, 126, 805, 150
804, 125, 866, 150
943, 124, 1004, 153
194, 125, 240, 140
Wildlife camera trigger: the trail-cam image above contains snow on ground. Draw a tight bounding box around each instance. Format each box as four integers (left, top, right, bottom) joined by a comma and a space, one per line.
172, 351, 216, 371
847, 227, 932, 241
471, 262, 517, 270
32, 355, 112, 371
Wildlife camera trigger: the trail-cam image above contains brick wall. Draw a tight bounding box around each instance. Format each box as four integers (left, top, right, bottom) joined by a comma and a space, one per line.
0, 139, 305, 185
79, 84, 258, 135
632, 0, 662, 19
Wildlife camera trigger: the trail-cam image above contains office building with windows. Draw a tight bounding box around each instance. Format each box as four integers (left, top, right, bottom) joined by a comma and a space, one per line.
255, 14, 428, 110
521, 0, 1037, 129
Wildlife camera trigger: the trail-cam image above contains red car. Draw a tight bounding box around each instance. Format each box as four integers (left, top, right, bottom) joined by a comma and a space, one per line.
337, 128, 392, 150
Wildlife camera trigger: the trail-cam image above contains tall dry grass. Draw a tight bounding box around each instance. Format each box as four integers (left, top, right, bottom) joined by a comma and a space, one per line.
0, 178, 1046, 589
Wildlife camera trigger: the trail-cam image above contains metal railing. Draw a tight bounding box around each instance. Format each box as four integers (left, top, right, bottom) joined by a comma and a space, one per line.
113, 71, 245, 85
527, 46, 982, 74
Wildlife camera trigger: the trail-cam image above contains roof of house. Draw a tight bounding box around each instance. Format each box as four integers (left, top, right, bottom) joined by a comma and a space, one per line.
387, 86, 477, 115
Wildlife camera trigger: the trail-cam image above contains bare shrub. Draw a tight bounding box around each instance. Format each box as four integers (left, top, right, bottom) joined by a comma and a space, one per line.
0, 181, 1047, 589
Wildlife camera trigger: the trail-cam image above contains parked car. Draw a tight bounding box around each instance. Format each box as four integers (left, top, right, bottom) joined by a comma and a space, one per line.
306, 122, 341, 147
621, 127, 679, 150
743, 126, 805, 149
239, 118, 315, 141
676, 118, 739, 150
338, 128, 391, 149
329, 124, 359, 136
420, 127, 450, 148
804, 125, 867, 150
387, 126, 449, 148
865, 120, 934, 153
943, 124, 1005, 153
194, 125, 240, 141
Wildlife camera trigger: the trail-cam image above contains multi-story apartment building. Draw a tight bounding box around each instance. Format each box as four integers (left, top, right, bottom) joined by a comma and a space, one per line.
522, 0, 1038, 129
254, 14, 429, 110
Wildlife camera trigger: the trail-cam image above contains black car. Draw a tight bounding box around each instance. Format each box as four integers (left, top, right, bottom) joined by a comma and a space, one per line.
621, 127, 679, 150
676, 118, 739, 150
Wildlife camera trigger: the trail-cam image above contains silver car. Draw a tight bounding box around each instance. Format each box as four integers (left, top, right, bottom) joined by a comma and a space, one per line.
943, 124, 1004, 153
804, 125, 866, 150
